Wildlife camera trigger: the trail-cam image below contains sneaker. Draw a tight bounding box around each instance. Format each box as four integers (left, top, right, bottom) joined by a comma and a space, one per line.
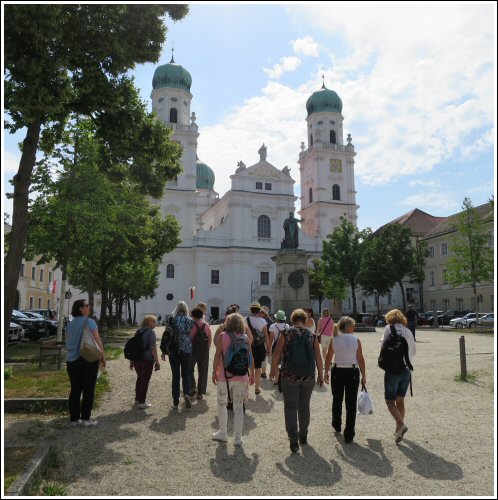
212, 430, 228, 442
133, 401, 140, 409
395, 424, 408, 444
138, 402, 152, 409
234, 437, 243, 446
332, 425, 341, 434
190, 388, 197, 397
184, 395, 192, 409
344, 437, 354, 444
173, 402, 179, 409
68, 419, 81, 427
290, 441, 300, 453
255, 389, 261, 395
82, 419, 98, 427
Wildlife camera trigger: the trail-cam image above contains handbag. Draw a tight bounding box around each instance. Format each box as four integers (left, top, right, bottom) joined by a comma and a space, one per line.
80, 318, 101, 362
317, 317, 331, 344
357, 384, 374, 415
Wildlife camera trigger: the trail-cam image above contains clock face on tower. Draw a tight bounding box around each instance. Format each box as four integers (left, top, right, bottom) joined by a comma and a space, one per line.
330, 159, 342, 173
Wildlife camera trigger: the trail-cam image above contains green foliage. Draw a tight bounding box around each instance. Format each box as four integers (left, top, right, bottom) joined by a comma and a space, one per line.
309, 259, 347, 312
103, 347, 124, 360
4, 366, 13, 379
321, 217, 371, 315
409, 239, 429, 284
446, 198, 494, 303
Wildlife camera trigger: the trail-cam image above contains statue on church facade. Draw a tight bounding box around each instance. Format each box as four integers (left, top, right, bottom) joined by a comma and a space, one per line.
258, 143, 267, 161
281, 212, 304, 249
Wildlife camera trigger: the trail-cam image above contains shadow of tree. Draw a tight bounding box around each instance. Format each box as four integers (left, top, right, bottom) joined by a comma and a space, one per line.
336, 438, 393, 478
248, 394, 275, 414
149, 401, 210, 435
209, 444, 259, 483
276, 445, 342, 486
398, 439, 463, 480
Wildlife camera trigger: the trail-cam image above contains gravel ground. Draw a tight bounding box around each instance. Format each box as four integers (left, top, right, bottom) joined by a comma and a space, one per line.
4, 327, 495, 496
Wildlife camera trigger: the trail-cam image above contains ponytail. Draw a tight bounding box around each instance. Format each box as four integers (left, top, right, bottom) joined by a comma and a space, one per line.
333, 324, 340, 337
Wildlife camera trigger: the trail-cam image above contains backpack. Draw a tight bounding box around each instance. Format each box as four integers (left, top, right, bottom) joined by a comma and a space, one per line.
285, 327, 316, 378
247, 317, 266, 346
271, 324, 285, 353
192, 322, 209, 353
223, 331, 253, 377
160, 317, 179, 356
124, 328, 147, 361
378, 325, 414, 373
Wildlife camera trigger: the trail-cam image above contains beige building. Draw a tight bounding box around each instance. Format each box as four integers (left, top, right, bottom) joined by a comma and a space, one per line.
421, 203, 494, 314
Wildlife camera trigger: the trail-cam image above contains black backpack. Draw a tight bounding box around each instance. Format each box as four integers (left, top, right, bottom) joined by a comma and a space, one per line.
223, 331, 252, 377
247, 317, 266, 346
160, 317, 179, 356
124, 328, 147, 361
285, 328, 316, 378
192, 322, 209, 353
378, 325, 414, 373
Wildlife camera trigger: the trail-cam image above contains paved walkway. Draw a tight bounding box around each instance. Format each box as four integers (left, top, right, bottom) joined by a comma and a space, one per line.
4, 327, 495, 496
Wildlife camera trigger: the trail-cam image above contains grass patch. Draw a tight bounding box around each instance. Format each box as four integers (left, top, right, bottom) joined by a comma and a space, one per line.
103, 346, 123, 360
5, 366, 13, 379
4, 367, 70, 398
4, 446, 37, 493
29, 447, 67, 496
94, 372, 111, 408
123, 458, 134, 465
454, 371, 479, 382
4, 342, 42, 361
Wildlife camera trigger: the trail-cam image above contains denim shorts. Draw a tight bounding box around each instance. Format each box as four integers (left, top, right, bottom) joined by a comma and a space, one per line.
384, 368, 411, 400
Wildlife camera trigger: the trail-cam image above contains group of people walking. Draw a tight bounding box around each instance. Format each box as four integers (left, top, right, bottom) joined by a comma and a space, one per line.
65, 299, 416, 454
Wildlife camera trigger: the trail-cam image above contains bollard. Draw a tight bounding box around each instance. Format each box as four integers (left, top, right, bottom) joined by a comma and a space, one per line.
459, 336, 467, 380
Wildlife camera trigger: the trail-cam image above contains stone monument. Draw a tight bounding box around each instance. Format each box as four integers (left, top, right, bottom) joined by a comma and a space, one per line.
272, 212, 311, 318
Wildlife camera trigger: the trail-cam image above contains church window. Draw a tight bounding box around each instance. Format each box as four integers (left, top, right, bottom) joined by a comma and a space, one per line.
330, 130, 336, 144
211, 269, 220, 284
158, 97, 164, 103
40, 269, 44, 283
260, 272, 269, 286
256, 182, 263, 190
38, 298, 43, 308
166, 264, 175, 278
31, 266, 36, 280
170, 97, 178, 102
309, 187, 313, 203
169, 107, 178, 123
30, 297, 34, 309
265, 183, 272, 191
257, 215, 271, 239
310, 134, 313, 146
332, 184, 341, 200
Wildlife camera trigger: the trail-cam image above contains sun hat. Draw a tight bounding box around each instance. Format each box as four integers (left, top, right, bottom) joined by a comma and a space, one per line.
250, 302, 261, 310
274, 310, 286, 321
261, 306, 270, 314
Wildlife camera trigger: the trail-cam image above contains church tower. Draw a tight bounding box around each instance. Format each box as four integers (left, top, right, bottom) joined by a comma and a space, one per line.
298, 81, 359, 244
150, 52, 200, 245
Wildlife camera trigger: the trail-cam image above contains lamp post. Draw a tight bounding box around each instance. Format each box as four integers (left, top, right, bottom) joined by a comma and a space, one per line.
65, 289, 72, 319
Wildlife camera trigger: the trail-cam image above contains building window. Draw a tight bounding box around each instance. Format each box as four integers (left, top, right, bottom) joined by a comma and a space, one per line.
441, 242, 448, 256
29, 297, 34, 309
489, 230, 494, 246
442, 268, 448, 285
257, 215, 271, 239
471, 297, 476, 310
456, 298, 464, 309
211, 269, 220, 285
47, 299, 51, 308
429, 271, 435, 286
40, 269, 44, 283
260, 272, 269, 286
31, 266, 36, 280
166, 264, 175, 279
310, 134, 313, 146
38, 298, 42, 308
330, 130, 336, 144
430, 299, 436, 311
169, 107, 178, 123
265, 183, 272, 191
256, 182, 263, 190
332, 184, 340, 200
309, 187, 313, 203
49, 271, 53, 283
20, 263, 25, 277
406, 288, 415, 303
443, 299, 450, 310
428, 246, 435, 258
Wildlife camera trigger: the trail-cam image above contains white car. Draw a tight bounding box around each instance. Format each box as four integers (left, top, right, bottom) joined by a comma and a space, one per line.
477, 313, 494, 327
449, 313, 477, 328
9, 322, 25, 343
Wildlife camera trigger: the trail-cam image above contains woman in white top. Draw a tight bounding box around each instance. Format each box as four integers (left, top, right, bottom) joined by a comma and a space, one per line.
316, 308, 334, 365
268, 310, 289, 386
305, 308, 316, 334
324, 316, 366, 444
381, 309, 416, 444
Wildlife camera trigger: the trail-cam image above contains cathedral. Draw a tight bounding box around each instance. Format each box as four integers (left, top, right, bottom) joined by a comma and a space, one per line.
137, 55, 358, 321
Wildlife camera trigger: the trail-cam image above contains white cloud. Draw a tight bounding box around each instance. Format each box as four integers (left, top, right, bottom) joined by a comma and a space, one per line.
4, 150, 20, 175
263, 56, 301, 79
401, 193, 460, 212
408, 180, 442, 189
292, 36, 320, 57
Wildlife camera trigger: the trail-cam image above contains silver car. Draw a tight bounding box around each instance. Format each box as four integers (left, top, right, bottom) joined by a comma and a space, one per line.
477, 313, 494, 327
449, 313, 477, 328
9, 322, 25, 343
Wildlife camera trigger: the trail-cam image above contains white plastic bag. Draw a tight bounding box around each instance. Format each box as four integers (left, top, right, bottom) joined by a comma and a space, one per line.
357, 386, 374, 415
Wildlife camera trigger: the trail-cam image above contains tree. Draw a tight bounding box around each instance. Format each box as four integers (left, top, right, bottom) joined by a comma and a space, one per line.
309, 259, 347, 314
321, 217, 371, 319
4, 4, 188, 336
446, 198, 494, 319
409, 238, 429, 311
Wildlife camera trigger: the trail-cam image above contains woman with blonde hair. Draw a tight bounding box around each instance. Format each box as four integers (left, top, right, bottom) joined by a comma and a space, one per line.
316, 308, 334, 364
324, 316, 366, 444
380, 309, 416, 444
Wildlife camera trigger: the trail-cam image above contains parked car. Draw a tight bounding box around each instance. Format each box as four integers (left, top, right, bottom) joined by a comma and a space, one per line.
425, 311, 443, 326
23, 308, 58, 321
477, 313, 494, 327
449, 313, 477, 329
8, 322, 25, 343
11, 310, 49, 341
436, 310, 471, 326
22, 311, 59, 336
417, 313, 431, 326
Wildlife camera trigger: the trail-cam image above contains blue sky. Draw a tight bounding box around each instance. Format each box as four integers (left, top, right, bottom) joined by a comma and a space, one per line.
3, 3, 496, 231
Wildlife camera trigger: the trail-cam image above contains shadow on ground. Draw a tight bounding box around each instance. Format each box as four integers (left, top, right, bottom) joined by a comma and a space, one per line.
336, 437, 393, 477
149, 401, 210, 435
209, 444, 259, 483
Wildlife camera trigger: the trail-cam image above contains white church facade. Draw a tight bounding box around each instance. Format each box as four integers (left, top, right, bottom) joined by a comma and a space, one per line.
137, 56, 358, 321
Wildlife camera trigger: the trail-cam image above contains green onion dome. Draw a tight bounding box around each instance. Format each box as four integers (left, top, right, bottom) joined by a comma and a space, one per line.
306, 85, 342, 116
152, 56, 192, 92
196, 158, 215, 190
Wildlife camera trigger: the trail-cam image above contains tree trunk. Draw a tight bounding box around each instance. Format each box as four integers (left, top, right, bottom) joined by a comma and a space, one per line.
56, 267, 68, 344
351, 283, 358, 318
127, 298, 132, 325
398, 280, 406, 311
133, 300, 137, 326
108, 291, 114, 326
3, 120, 42, 341
100, 285, 108, 327
376, 292, 381, 317
418, 280, 424, 312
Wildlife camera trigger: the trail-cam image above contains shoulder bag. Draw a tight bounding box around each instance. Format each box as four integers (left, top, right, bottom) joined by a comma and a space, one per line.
80, 318, 102, 362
